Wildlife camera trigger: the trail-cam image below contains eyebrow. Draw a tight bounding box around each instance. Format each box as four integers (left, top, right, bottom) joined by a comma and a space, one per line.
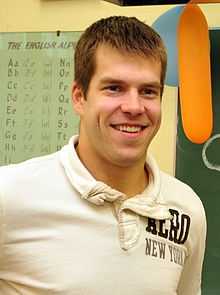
99, 78, 125, 85
141, 83, 162, 93
99, 77, 162, 89
141, 82, 162, 89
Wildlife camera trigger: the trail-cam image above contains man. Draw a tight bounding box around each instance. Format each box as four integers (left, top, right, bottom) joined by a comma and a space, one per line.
0, 16, 206, 294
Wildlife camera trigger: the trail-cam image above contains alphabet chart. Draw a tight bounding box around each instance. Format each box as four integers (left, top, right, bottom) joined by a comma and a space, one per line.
0, 32, 81, 165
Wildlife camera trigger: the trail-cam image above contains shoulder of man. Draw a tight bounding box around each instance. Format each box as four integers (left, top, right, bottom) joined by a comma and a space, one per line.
0, 151, 60, 192
159, 170, 206, 230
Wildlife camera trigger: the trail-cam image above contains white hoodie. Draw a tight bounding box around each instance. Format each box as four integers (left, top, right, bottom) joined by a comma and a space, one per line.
0, 135, 206, 295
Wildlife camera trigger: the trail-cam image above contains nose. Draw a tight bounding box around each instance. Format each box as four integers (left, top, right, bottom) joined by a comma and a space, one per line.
120, 90, 145, 115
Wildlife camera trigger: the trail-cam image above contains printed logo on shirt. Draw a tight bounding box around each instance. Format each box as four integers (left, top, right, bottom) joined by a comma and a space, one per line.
144, 237, 185, 266
145, 208, 191, 266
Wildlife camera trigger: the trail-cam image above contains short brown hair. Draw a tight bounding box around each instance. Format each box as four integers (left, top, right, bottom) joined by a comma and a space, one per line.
74, 16, 167, 96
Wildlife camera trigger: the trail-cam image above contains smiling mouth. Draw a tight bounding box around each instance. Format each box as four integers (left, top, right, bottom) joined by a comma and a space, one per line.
111, 124, 147, 133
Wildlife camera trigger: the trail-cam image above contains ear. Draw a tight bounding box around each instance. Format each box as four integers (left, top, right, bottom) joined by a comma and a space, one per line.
72, 81, 86, 115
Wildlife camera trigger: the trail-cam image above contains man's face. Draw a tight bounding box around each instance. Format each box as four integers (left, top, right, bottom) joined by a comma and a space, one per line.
73, 44, 162, 169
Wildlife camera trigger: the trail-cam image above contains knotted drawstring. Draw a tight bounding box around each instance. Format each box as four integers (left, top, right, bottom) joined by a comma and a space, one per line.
81, 181, 126, 205
81, 183, 172, 250
60, 136, 172, 250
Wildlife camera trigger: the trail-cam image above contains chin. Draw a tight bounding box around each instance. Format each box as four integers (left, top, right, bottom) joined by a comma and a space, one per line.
112, 153, 146, 168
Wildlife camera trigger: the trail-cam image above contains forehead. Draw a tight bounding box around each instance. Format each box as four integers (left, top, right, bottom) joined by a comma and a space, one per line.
93, 44, 161, 83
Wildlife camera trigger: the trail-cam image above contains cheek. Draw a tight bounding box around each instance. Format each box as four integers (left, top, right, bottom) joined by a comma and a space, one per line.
96, 99, 120, 122
98, 98, 120, 111
145, 101, 161, 123
83, 100, 113, 131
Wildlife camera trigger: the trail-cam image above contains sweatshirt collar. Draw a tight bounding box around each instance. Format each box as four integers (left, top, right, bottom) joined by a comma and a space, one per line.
59, 135, 171, 221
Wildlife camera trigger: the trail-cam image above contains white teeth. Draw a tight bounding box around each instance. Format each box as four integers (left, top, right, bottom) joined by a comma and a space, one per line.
116, 125, 142, 133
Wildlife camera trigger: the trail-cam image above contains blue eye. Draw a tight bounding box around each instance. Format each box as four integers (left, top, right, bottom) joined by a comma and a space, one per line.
106, 85, 121, 92
141, 88, 159, 97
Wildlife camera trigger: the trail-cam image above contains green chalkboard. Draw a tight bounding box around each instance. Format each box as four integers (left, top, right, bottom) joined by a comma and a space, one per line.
176, 29, 220, 294
0, 31, 82, 165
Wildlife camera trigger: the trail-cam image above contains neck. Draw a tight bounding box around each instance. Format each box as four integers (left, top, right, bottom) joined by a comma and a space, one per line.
99, 164, 149, 197
75, 145, 148, 198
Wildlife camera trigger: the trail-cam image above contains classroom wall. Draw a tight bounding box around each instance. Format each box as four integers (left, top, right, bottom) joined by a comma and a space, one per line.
0, 0, 219, 174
